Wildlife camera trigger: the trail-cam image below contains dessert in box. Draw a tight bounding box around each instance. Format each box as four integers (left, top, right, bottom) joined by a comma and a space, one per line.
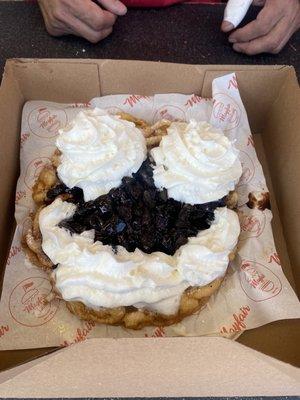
23, 109, 241, 329
0, 62, 299, 356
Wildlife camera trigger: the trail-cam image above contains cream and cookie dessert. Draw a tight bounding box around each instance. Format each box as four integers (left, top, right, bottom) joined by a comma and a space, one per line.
24, 108, 242, 329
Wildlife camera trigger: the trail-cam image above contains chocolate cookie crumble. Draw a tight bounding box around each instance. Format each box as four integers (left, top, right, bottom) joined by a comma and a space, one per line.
47, 158, 226, 256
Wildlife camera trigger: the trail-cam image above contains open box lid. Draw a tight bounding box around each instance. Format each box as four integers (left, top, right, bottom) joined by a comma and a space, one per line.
0, 337, 300, 397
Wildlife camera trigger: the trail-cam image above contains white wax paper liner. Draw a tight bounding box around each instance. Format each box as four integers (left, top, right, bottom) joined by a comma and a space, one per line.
0, 74, 299, 350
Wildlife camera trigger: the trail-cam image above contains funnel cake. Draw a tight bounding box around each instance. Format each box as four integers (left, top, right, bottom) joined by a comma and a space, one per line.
23, 109, 241, 330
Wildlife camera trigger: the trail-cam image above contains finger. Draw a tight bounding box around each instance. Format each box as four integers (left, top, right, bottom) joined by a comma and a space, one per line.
221, 0, 265, 32
78, 26, 113, 43
252, 0, 266, 5
232, 16, 292, 55
65, 16, 113, 43
70, 1, 117, 31
267, 12, 300, 54
222, 0, 253, 31
221, 21, 235, 33
38, 1, 73, 36
97, 0, 127, 16
229, 3, 284, 43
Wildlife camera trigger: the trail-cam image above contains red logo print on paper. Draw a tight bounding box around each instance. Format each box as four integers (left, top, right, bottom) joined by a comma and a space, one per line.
20, 132, 30, 148
220, 305, 250, 334
227, 75, 238, 90
247, 135, 255, 147
213, 93, 241, 131
238, 151, 255, 186
71, 102, 91, 108
238, 209, 266, 241
15, 190, 27, 204
145, 326, 165, 337
6, 245, 21, 266
185, 94, 204, 109
9, 277, 60, 327
24, 157, 51, 190
28, 106, 68, 138
61, 321, 96, 346
0, 325, 9, 339
239, 260, 282, 302
268, 252, 281, 266
154, 105, 186, 123
123, 95, 151, 108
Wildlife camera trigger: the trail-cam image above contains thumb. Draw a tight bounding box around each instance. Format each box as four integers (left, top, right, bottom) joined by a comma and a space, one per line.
97, 0, 127, 16
221, 0, 253, 32
252, 0, 266, 5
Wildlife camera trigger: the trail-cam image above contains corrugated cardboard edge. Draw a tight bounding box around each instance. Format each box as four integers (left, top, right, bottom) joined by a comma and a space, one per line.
0, 61, 24, 282
263, 67, 300, 292
0, 337, 299, 397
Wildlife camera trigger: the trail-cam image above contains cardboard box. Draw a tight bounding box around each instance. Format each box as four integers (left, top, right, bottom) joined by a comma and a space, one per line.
0, 59, 299, 397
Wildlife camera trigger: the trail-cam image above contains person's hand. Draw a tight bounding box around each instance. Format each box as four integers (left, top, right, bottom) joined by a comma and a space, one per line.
38, 0, 127, 43
222, 0, 300, 55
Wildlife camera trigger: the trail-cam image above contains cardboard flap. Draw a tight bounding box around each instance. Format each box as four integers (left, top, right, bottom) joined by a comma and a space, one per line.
7, 59, 101, 103
253, 135, 294, 287
263, 68, 300, 291
0, 337, 299, 397
0, 62, 24, 275
98, 59, 205, 95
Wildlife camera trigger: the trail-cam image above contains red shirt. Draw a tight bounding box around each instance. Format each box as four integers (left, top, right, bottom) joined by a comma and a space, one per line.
29, 0, 223, 6
122, 0, 222, 6
123, 0, 183, 6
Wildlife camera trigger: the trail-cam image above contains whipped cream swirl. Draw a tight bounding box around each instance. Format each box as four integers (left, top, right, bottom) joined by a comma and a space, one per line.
151, 120, 242, 205
40, 199, 240, 315
56, 108, 147, 201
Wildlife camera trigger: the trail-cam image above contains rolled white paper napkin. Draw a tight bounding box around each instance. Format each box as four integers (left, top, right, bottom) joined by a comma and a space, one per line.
223, 0, 253, 28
